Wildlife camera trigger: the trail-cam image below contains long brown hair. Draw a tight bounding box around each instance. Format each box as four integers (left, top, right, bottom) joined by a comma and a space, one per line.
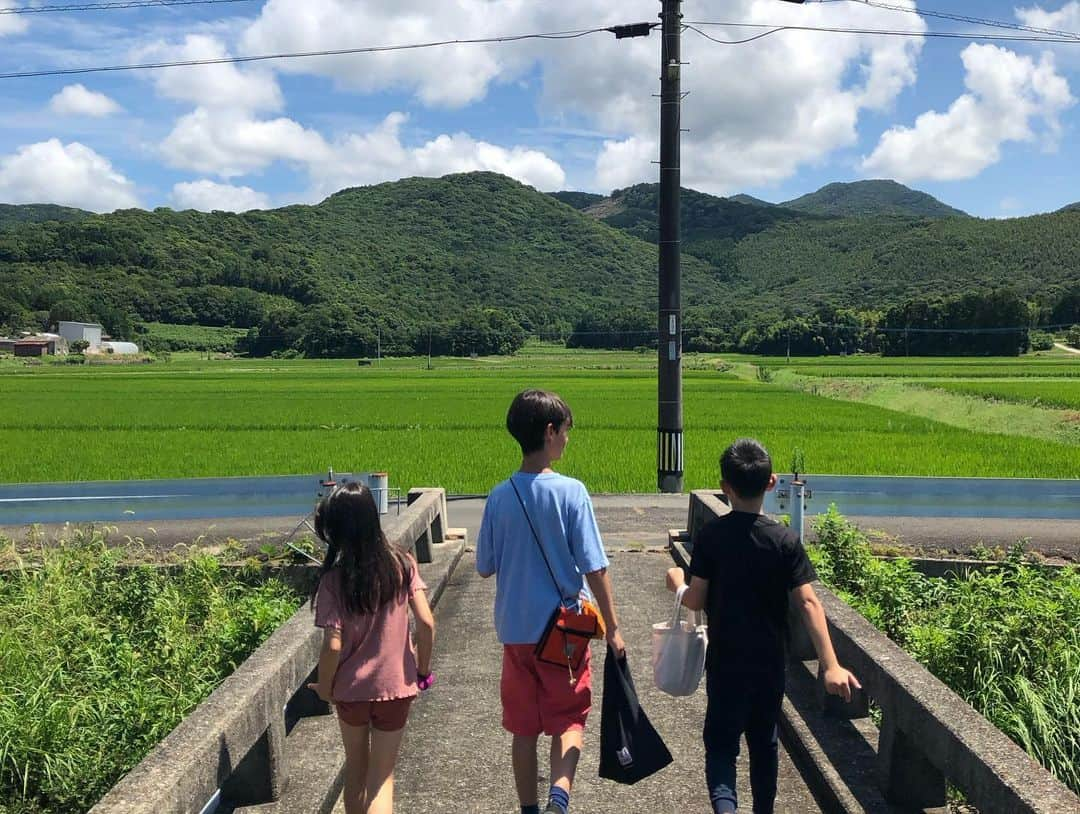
310, 482, 410, 615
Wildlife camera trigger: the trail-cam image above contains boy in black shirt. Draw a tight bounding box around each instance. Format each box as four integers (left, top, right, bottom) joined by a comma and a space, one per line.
667, 438, 860, 814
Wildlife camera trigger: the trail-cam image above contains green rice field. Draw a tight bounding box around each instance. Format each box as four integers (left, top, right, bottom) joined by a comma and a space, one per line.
924, 380, 1080, 411
2, 347, 1079, 491
753, 354, 1080, 379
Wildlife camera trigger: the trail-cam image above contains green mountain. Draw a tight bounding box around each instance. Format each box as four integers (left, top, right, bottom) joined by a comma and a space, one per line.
0, 173, 721, 338
572, 183, 821, 269
2, 172, 1079, 353
0, 203, 90, 229
727, 193, 774, 208
780, 180, 969, 218
1058, 202, 1080, 213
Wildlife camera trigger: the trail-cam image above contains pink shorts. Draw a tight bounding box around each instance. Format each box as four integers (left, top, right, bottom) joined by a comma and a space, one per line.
500, 644, 592, 737
335, 697, 413, 731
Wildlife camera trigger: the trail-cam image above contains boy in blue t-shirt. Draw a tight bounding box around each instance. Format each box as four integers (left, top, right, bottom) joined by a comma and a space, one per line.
667, 438, 860, 814
477, 389, 626, 814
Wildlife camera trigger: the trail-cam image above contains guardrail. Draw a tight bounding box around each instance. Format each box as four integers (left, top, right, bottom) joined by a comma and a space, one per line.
764, 474, 1080, 521
676, 490, 1079, 814
0, 472, 397, 526
88, 487, 455, 814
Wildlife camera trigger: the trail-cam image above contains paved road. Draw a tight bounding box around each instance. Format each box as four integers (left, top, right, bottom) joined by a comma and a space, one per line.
5, 493, 1076, 561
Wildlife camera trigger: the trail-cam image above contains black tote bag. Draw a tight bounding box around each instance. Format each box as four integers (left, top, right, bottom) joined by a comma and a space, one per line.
598, 646, 674, 784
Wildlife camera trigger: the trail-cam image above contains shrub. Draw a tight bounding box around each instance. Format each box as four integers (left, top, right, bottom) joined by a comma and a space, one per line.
1029, 331, 1055, 351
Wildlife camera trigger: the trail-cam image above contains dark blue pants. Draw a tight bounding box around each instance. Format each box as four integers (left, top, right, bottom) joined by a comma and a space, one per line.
702, 668, 785, 814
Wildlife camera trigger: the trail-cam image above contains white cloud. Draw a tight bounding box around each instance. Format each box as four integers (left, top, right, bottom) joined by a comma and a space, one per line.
1016, 2, 1080, 34
861, 44, 1075, 182
134, 34, 282, 112
161, 107, 331, 177
235, 0, 927, 194
0, 1, 28, 37
308, 113, 566, 198
49, 84, 122, 117
594, 136, 656, 191
172, 179, 271, 211
240, 0, 508, 108
0, 139, 139, 212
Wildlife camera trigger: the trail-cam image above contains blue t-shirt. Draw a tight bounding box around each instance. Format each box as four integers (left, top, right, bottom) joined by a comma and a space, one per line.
476, 471, 609, 644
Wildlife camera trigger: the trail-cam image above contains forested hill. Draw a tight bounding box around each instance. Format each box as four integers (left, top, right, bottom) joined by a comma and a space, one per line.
0, 203, 90, 229
2, 171, 1080, 353
779, 180, 969, 218
0, 172, 722, 341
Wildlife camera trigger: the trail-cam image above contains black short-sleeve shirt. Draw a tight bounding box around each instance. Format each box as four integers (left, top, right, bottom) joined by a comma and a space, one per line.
688, 510, 816, 674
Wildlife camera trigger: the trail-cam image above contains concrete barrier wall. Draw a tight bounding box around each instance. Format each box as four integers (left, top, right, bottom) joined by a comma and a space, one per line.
680, 491, 1079, 814
89, 488, 449, 814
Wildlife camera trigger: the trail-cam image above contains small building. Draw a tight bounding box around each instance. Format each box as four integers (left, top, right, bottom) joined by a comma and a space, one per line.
0, 338, 15, 354
99, 341, 140, 355
58, 321, 103, 348
15, 338, 55, 357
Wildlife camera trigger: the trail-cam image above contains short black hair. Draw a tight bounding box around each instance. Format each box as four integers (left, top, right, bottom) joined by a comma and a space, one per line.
720, 438, 773, 499
506, 389, 573, 454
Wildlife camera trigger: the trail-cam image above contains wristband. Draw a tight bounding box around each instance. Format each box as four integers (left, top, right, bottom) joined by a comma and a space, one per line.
417, 671, 436, 691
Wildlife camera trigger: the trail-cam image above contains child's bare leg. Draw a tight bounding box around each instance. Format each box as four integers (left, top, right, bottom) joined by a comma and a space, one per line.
365, 726, 406, 814
512, 734, 540, 805
337, 719, 370, 814
549, 730, 583, 793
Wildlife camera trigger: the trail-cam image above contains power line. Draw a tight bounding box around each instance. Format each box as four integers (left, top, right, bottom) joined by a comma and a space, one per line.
0, 0, 254, 14
841, 0, 1080, 41
0, 26, 609, 80
682, 21, 1080, 45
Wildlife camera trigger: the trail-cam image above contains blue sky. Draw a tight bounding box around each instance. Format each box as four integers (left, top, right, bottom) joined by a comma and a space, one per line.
0, 0, 1078, 217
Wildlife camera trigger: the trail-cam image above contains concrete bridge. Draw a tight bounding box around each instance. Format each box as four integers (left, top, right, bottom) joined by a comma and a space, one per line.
88, 489, 1079, 814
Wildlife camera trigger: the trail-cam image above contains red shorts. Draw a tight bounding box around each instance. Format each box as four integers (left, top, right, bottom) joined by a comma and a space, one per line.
501, 643, 592, 737
335, 697, 413, 731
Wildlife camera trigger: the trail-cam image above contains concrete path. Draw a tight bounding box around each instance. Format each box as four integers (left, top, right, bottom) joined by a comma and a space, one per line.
333, 550, 822, 814
1053, 342, 1080, 356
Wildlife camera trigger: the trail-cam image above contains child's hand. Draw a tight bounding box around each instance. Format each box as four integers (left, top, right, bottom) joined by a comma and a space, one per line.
306, 681, 333, 703
607, 627, 626, 659
823, 667, 862, 703
665, 566, 686, 593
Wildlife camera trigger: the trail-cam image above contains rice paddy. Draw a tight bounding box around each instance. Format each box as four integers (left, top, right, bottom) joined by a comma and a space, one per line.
2, 347, 1079, 491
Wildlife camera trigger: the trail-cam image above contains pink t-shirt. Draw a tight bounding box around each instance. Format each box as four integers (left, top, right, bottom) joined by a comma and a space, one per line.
315, 556, 428, 702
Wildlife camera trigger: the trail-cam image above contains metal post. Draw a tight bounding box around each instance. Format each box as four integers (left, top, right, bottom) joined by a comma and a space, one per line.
657, 0, 683, 493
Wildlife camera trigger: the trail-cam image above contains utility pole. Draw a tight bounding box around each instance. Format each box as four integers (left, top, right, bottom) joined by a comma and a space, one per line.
427, 325, 433, 370
657, 0, 683, 493
377, 326, 381, 364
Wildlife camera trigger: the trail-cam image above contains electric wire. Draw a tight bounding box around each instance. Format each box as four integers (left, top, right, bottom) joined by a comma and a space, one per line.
842, 0, 1080, 41
0, 0, 254, 14
683, 21, 1080, 45
0, 26, 610, 79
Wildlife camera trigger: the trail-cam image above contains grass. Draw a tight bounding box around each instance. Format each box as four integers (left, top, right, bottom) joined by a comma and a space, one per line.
810, 508, 1080, 795
2, 348, 1080, 489
135, 322, 248, 353
0, 532, 301, 814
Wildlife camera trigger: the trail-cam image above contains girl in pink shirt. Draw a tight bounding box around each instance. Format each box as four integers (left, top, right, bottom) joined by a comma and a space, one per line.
307, 482, 435, 814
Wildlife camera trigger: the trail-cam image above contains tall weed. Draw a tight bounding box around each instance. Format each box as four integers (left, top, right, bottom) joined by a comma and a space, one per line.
811, 508, 1080, 793
0, 534, 300, 813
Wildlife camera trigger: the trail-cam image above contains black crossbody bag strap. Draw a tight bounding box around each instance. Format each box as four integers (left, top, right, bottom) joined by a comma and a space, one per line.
509, 476, 575, 606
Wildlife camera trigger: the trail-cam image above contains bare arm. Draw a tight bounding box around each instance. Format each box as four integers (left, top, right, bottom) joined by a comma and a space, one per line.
410, 588, 435, 675
790, 583, 861, 702
585, 567, 626, 658
665, 566, 708, 611
307, 626, 342, 703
